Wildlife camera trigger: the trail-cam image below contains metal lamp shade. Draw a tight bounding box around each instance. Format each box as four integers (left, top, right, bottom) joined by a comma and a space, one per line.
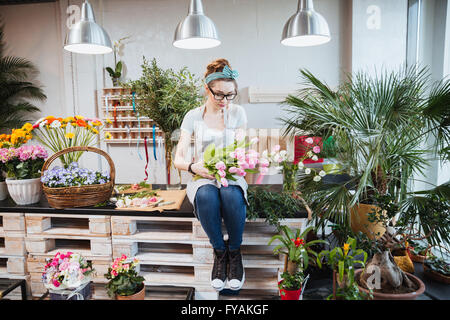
64, 1, 112, 54
173, 0, 220, 49
281, 0, 331, 47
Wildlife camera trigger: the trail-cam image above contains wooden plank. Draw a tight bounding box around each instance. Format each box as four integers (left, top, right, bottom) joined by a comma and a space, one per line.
25, 237, 112, 257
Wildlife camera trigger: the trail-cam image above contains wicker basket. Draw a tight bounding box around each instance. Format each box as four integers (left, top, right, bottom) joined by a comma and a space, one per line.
41, 146, 115, 209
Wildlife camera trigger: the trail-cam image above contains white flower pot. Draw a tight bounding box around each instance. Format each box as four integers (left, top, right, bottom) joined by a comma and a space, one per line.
0, 181, 8, 201
5, 178, 42, 205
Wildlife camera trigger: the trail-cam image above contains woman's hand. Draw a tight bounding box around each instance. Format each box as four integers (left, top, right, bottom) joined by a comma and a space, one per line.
191, 161, 215, 180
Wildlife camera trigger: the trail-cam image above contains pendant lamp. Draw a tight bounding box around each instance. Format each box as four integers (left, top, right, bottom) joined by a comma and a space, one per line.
281, 0, 331, 47
64, 0, 113, 54
173, 0, 221, 49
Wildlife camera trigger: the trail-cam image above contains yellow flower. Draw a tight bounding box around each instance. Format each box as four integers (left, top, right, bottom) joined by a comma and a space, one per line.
105, 132, 112, 140
75, 115, 84, 120
65, 116, 75, 123
343, 243, 350, 256
65, 132, 75, 139
22, 123, 33, 132
106, 118, 112, 124
91, 128, 99, 135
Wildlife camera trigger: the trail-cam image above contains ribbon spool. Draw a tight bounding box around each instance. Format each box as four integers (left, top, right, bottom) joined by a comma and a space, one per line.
153, 124, 157, 160
144, 136, 150, 181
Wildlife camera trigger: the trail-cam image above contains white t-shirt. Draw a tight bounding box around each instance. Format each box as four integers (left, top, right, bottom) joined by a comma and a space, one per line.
180, 103, 248, 162
180, 103, 249, 215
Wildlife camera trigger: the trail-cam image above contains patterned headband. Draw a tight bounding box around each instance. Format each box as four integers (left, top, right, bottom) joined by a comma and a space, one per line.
205, 65, 239, 84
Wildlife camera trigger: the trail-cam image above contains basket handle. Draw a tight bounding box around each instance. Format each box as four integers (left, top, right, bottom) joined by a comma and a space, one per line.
41, 146, 116, 184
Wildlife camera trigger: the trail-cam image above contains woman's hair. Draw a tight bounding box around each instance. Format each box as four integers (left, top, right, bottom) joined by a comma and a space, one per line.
204, 58, 238, 89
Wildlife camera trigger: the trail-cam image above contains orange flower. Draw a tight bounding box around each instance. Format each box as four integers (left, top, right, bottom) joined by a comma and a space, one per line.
76, 119, 87, 127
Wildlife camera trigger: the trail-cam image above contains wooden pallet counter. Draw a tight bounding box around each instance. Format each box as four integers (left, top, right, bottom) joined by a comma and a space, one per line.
0, 184, 308, 300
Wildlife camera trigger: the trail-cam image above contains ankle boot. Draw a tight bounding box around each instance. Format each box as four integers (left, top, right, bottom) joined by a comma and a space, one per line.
211, 248, 228, 291
227, 248, 245, 290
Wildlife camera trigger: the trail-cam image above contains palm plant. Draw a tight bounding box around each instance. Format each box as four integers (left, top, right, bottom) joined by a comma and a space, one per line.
280, 66, 450, 230
0, 20, 45, 131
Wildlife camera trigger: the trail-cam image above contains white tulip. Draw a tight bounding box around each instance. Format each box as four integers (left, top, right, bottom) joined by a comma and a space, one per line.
305, 168, 311, 174
319, 170, 326, 177
313, 175, 322, 182
312, 155, 318, 161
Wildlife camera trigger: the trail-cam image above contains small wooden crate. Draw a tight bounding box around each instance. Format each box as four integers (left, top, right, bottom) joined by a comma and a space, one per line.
0, 255, 27, 275
25, 214, 111, 238
25, 235, 112, 257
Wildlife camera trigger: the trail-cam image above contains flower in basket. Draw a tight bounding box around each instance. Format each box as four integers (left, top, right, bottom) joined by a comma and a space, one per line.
195, 137, 275, 187
104, 255, 145, 298
0, 145, 48, 179
41, 162, 110, 188
31, 116, 112, 167
42, 251, 95, 290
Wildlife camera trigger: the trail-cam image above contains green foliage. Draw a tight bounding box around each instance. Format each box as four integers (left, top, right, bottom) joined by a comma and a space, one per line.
268, 225, 327, 270
317, 236, 368, 287
106, 61, 122, 79
424, 256, 450, 276
327, 283, 372, 300
330, 223, 379, 258
0, 21, 45, 131
104, 263, 145, 298
279, 271, 304, 291
279, 66, 450, 230
246, 186, 305, 226
122, 57, 204, 140
5, 157, 44, 179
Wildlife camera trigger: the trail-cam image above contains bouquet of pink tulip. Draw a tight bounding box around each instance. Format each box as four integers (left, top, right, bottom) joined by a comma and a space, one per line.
195, 137, 272, 187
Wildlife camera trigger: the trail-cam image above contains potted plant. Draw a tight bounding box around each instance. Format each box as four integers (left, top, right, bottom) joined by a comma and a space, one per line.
246, 186, 306, 227
105, 255, 145, 300
317, 236, 370, 300
42, 251, 95, 300
269, 225, 327, 276
406, 240, 432, 263
280, 67, 450, 239
423, 256, 450, 284
31, 116, 112, 168
278, 271, 304, 300
122, 57, 204, 189
1, 143, 48, 205
0, 22, 45, 132
106, 36, 130, 87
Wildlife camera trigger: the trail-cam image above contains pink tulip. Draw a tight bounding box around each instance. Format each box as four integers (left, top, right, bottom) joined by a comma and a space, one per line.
215, 161, 226, 171
238, 161, 249, 170
218, 169, 226, 178
221, 178, 229, 187
272, 145, 281, 153
248, 159, 256, 169
229, 166, 238, 173
237, 168, 247, 177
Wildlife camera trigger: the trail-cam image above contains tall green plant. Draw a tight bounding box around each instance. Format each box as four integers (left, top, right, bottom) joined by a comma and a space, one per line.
280, 67, 450, 229
122, 57, 204, 183
0, 20, 45, 131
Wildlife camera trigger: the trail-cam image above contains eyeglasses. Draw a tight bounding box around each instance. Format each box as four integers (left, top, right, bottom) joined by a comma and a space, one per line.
207, 85, 237, 101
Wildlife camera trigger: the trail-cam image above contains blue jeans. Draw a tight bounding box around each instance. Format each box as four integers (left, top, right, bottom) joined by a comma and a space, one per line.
194, 184, 247, 251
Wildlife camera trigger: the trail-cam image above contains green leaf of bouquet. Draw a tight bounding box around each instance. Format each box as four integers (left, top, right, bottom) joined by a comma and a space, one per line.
204, 143, 215, 162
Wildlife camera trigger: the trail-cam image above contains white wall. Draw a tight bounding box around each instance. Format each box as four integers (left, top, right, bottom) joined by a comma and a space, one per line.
0, 0, 429, 185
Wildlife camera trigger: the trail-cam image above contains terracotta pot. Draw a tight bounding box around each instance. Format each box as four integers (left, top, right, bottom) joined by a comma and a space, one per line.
408, 252, 427, 263
423, 265, 450, 284
278, 281, 302, 300
350, 203, 386, 240
355, 269, 425, 300
115, 283, 145, 300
